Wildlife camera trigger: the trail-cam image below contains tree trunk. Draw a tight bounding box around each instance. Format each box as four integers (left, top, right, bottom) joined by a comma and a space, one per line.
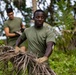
48, 0, 54, 26
32, 0, 37, 13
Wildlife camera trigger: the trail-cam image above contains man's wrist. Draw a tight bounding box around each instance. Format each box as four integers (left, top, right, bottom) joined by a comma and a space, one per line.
13, 32, 20, 36
43, 56, 48, 60
13, 32, 17, 36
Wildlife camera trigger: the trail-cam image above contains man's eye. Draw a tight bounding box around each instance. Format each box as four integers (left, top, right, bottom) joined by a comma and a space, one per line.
36, 16, 39, 18
41, 17, 44, 19
36, 16, 44, 19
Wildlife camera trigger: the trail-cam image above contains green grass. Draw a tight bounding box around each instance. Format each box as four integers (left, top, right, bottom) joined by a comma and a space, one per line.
0, 61, 16, 75
49, 47, 76, 75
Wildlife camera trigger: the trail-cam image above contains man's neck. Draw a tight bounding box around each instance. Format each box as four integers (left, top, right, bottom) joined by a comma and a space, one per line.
34, 25, 43, 29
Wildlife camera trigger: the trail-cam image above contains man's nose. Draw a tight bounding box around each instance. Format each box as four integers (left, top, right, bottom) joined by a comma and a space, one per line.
39, 17, 42, 20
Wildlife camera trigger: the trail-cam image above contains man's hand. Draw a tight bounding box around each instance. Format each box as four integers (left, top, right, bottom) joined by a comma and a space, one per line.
20, 28, 25, 32
15, 46, 26, 53
14, 46, 20, 53
35, 56, 48, 64
20, 46, 26, 53
14, 31, 22, 36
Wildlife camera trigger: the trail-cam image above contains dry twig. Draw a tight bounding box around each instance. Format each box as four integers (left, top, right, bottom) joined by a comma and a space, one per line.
0, 46, 56, 75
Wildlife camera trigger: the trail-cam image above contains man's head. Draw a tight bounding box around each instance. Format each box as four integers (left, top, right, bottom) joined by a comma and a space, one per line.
6, 7, 14, 20
33, 9, 46, 28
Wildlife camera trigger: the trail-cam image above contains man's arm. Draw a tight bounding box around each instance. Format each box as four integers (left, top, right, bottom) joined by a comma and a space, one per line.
15, 36, 25, 46
21, 24, 25, 28
20, 24, 25, 32
15, 36, 26, 53
4, 27, 17, 37
35, 41, 54, 63
44, 41, 54, 57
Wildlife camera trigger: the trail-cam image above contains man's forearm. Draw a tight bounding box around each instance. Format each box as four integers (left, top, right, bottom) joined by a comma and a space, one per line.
44, 41, 54, 57
15, 36, 23, 46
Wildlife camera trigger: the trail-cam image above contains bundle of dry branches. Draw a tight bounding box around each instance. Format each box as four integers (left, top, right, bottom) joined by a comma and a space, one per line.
0, 46, 56, 75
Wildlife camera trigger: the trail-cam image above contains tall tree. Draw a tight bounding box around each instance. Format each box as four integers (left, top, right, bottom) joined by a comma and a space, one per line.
32, 0, 37, 13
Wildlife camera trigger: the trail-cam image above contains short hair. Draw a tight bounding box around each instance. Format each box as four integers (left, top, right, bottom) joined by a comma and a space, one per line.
6, 6, 13, 13
33, 9, 46, 18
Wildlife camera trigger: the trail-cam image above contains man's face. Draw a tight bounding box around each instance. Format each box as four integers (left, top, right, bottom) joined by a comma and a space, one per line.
34, 12, 45, 28
7, 12, 14, 20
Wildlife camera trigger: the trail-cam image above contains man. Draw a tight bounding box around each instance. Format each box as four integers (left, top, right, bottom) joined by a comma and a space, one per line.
15, 9, 56, 74
4, 6, 26, 52
15, 9, 55, 59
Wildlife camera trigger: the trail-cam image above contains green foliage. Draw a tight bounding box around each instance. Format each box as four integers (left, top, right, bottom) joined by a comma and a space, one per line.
49, 48, 76, 75
0, 61, 16, 75
0, 40, 5, 45
54, 0, 76, 51
55, 0, 74, 28
13, 0, 26, 10
56, 32, 73, 51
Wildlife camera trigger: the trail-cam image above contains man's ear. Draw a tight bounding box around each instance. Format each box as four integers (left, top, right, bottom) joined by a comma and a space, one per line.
43, 17, 46, 22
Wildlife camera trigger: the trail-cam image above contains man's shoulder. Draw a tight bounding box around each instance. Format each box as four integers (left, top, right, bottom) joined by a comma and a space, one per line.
43, 24, 52, 30
4, 20, 10, 28
4, 20, 9, 24
43, 24, 56, 34
25, 26, 34, 31
4, 20, 7, 23
14, 17, 21, 20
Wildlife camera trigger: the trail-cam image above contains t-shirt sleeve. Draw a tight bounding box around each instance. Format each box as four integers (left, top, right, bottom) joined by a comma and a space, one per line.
4, 21, 9, 29
19, 18, 22, 25
20, 18, 22, 24
20, 29, 27, 40
46, 27, 56, 43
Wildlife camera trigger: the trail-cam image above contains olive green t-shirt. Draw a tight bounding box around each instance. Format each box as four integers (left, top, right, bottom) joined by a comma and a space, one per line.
21, 26, 56, 57
4, 17, 22, 46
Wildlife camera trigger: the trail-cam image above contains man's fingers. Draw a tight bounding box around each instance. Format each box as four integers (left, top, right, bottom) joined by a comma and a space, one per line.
35, 57, 48, 63
14, 46, 20, 53
16, 31, 22, 35
14, 48, 20, 53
